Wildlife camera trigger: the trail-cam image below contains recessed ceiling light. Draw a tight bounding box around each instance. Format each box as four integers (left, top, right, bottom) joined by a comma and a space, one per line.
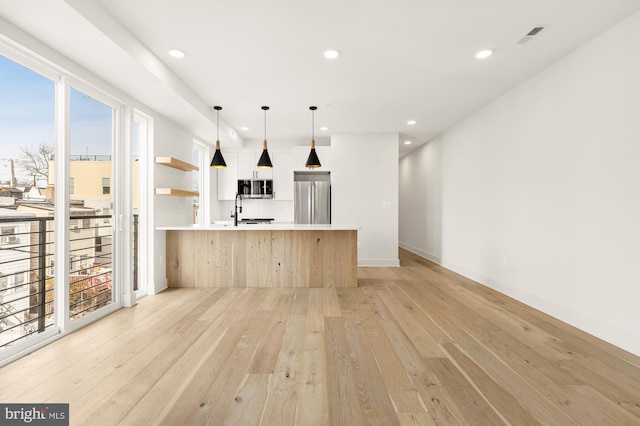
406, 120, 416, 125
404, 141, 412, 145
169, 49, 185, 58
475, 49, 493, 59
324, 50, 339, 59
320, 126, 329, 131
240, 126, 249, 131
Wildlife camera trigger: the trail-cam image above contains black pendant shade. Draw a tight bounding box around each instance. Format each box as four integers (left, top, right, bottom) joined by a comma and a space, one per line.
305, 106, 321, 169
257, 145, 273, 168
210, 106, 227, 168
257, 106, 273, 168
210, 140, 227, 168
305, 145, 320, 168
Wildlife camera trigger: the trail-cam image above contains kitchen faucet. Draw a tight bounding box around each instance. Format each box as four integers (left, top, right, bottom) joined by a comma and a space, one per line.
231, 192, 242, 226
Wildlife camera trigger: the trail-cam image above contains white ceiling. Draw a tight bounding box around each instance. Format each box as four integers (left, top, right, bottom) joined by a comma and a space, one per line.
2, 0, 639, 156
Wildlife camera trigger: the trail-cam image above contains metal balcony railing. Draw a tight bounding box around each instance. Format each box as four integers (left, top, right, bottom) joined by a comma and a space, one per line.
67, 215, 113, 321
0, 214, 136, 350
0, 215, 54, 348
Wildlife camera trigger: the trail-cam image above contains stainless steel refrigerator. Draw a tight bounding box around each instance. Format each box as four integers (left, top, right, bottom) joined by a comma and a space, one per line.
294, 171, 331, 224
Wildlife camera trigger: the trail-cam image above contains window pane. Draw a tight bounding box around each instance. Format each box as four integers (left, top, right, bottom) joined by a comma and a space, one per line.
69, 88, 114, 321
0, 55, 56, 350
101, 177, 110, 195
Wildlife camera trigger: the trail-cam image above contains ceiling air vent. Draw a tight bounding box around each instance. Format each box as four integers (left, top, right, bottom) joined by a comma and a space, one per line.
515, 26, 548, 44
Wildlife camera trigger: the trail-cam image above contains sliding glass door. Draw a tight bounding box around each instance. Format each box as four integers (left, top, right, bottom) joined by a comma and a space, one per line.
0, 44, 135, 363
67, 87, 116, 321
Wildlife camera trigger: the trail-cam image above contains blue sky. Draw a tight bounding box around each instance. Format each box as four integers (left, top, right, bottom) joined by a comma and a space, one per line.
0, 55, 113, 184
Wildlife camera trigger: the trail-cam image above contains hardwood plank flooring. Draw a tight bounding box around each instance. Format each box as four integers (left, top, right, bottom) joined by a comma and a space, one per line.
1, 248, 639, 425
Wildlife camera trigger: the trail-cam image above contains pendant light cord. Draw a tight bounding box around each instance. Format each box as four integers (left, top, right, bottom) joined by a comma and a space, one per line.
261, 106, 270, 148
310, 105, 318, 145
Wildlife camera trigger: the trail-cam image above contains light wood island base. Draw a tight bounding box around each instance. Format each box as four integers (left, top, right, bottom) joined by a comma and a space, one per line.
166, 228, 358, 288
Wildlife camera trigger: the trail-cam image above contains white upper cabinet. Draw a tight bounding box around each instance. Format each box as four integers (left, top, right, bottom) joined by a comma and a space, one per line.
293, 146, 331, 171
271, 151, 294, 200
217, 151, 239, 201
239, 151, 273, 179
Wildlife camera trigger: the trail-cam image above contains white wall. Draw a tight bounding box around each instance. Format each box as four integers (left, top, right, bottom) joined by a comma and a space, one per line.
152, 118, 202, 293
153, 120, 198, 228
332, 133, 399, 266
399, 135, 443, 261
400, 11, 640, 355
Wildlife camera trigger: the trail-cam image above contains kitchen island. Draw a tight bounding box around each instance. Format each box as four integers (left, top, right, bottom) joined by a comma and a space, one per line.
158, 224, 358, 288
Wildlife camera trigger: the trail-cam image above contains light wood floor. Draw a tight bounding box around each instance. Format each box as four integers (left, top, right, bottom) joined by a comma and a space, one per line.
1, 249, 639, 425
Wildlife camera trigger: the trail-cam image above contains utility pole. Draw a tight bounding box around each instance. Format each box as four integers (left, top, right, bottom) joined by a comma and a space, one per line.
10, 159, 16, 188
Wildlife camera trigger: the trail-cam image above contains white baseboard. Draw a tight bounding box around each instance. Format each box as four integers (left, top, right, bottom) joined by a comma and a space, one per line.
399, 242, 442, 264
398, 242, 640, 356
358, 258, 400, 267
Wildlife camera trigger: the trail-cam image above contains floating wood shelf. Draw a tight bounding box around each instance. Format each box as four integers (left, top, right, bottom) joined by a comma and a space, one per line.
155, 156, 199, 172
155, 188, 199, 197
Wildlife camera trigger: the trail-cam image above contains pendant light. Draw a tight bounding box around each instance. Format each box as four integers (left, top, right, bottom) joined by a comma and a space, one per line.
257, 105, 273, 168
305, 106, 321, 168
210, 106, 227, 168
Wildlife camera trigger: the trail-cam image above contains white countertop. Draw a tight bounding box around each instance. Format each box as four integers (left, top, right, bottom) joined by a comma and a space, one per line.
157, 223, 359, 231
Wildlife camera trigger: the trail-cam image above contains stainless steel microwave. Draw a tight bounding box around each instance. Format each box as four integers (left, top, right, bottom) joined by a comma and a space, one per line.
237, 179, 274, 199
